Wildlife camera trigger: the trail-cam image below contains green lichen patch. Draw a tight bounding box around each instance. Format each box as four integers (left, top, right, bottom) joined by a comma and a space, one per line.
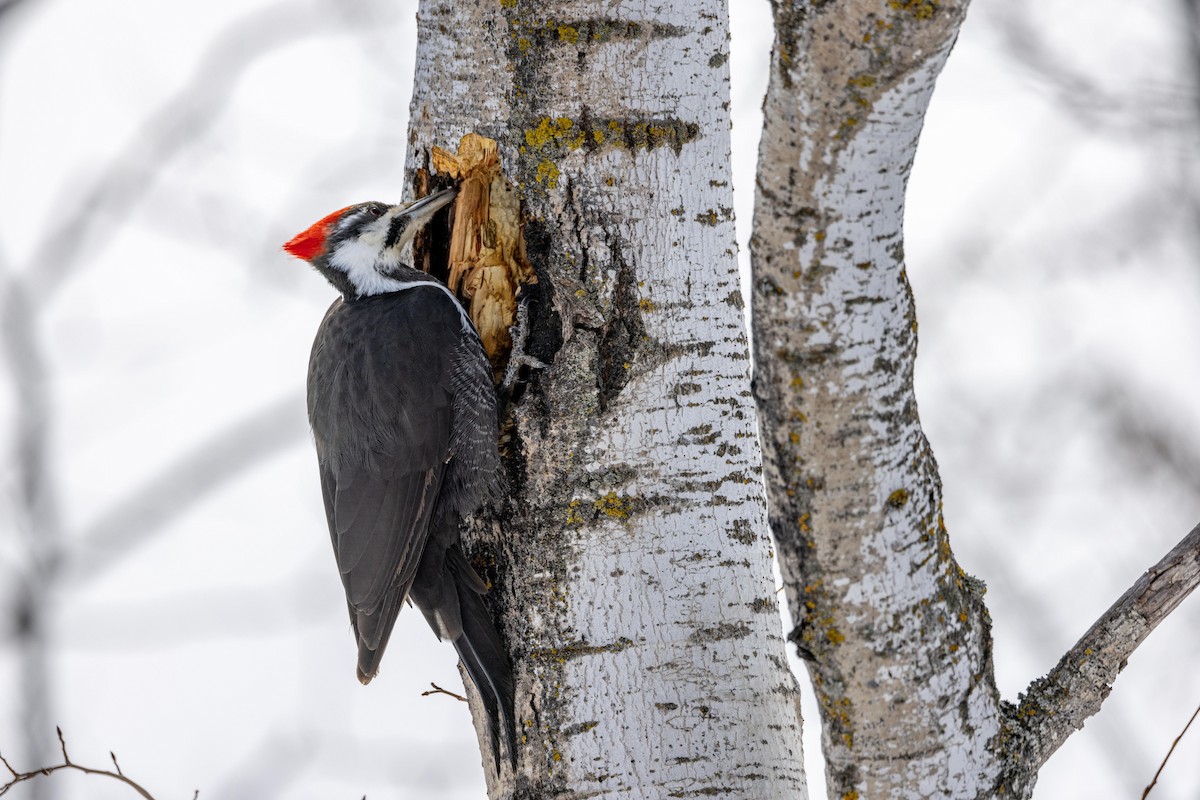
694, 207, 733, 227
888, 0, 938, 19
561, 720, 599, 736
511, 16, 686, 47
535, 158, 561, 188
595, 491, 634, 518
523, 113, 700, 159
566, 491, 644, 525
529, 636, 635, 664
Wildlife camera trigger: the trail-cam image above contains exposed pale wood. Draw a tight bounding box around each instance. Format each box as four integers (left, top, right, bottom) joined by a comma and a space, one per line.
432, 133, 537, 377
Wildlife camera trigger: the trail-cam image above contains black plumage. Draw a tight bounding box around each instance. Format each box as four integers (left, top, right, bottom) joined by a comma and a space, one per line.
306, 271, 515, 765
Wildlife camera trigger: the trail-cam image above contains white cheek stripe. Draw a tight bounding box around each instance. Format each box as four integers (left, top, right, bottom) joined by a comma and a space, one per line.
328, 213, 474, 335
330, 237, 404, 297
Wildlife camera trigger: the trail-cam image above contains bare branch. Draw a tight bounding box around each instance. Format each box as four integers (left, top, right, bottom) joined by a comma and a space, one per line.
994, 0, 1194, 135
1010, 522, 1200, 773
0, 0, 36, 25
1143, 701, 1200, 798
421, 682, 468, 703
0, 730, 157, 799
27, 0, 369, 300
57, 393, 305, 586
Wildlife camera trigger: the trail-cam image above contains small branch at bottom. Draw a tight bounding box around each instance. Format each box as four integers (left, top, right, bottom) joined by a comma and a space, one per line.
0, 728, 159, 799
1142, 700, 1200, 798
421, 682, 468, 703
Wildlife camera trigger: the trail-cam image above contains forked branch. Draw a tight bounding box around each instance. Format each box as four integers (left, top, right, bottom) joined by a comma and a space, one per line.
0, 728, 167, 799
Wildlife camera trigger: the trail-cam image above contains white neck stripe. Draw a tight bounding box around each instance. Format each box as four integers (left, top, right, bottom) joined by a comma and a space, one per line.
387, 281, 473, 333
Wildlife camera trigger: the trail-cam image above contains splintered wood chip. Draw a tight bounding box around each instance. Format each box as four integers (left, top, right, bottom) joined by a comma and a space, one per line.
433, 133, 537, 379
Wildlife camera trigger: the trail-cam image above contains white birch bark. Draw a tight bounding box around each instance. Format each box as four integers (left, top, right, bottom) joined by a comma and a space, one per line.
750, 1, 1006, 797
404, 2, 808, 796
752, 2, 1200, 798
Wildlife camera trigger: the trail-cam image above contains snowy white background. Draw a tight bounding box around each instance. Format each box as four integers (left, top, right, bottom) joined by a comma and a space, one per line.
0, 0, 1197, 797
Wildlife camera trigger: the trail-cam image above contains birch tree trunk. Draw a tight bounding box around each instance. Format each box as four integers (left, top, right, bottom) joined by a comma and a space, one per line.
752, 2, 1200, 799
404, 1, 807, 796
751, 3, 1003, 796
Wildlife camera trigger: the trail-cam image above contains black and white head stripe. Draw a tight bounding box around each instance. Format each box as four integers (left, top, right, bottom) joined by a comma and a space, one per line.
322, 189, 458, 301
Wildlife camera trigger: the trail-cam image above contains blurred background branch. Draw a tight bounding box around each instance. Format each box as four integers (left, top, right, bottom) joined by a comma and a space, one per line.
0, 0, 1196, 798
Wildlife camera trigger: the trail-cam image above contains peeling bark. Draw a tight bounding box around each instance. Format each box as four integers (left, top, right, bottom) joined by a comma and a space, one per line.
404, 2, 807, 797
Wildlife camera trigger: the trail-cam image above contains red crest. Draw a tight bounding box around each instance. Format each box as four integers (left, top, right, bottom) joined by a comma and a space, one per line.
283, 206, 352, 261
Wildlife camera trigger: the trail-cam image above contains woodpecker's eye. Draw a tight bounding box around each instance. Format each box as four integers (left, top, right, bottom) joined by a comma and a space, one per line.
367, 205, 384, 218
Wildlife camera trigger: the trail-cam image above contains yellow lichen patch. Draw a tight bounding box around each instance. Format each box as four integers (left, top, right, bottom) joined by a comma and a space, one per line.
499, 0, 516, 7
557, 25, 579, 43
595, 491, 633, 519
525, 116, 574, 150
886, 488, 909, 508
638, 298, 656, 312
826, 627, 846, 645
536, 158, 560, 188
848, 74, 877, 89
889, 0, 938, 19
566, 499, 585, 525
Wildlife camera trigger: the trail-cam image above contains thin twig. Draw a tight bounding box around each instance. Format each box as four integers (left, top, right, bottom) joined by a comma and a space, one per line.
0, 729, 157, 799
1142, 700, 1200, 798
421, 682, 468, 703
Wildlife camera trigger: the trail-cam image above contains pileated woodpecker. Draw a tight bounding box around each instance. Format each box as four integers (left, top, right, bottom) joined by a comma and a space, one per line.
283, 188, 515, 766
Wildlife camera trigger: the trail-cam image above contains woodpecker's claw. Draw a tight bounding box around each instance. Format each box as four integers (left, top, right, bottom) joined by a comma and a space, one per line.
500, 294, 545, 405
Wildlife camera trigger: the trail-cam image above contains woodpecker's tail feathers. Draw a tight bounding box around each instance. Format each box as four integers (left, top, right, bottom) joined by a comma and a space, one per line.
446, 546, 518, 771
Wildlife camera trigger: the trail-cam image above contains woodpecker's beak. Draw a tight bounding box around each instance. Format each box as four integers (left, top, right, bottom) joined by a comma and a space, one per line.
402, 187, 457, 226
384, 187, 458, 252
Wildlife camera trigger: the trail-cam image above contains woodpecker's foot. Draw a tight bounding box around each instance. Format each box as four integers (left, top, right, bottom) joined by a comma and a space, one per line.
500, 295, 546, 404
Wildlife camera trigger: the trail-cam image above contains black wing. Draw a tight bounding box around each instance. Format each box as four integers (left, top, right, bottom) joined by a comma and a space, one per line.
307, 290, 466, 682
